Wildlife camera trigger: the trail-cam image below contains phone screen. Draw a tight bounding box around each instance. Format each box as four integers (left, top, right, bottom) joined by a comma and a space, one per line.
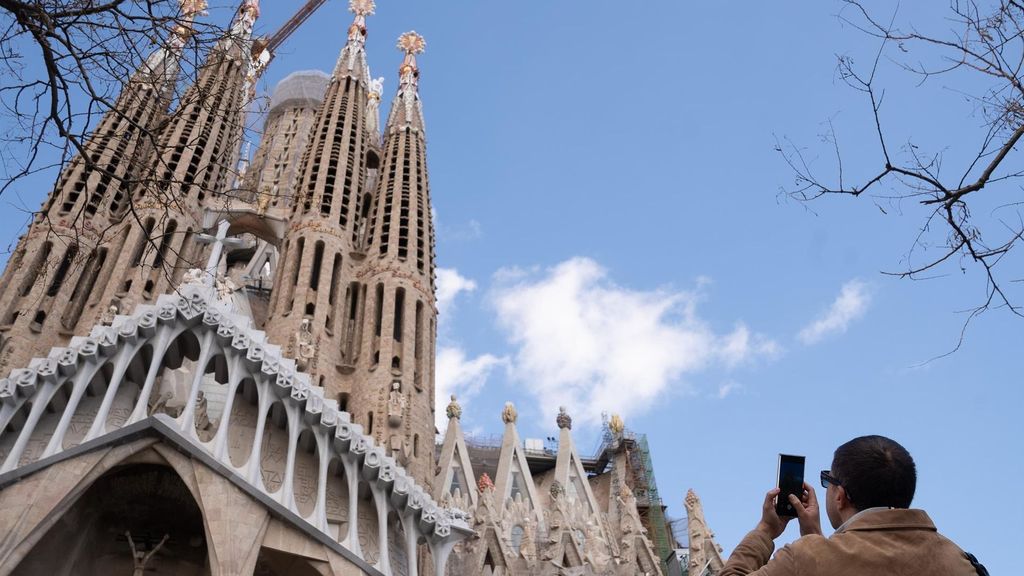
776, 454, 805, 517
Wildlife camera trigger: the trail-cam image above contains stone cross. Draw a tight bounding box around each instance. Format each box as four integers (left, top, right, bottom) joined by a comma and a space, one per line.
196, 220, 245, 286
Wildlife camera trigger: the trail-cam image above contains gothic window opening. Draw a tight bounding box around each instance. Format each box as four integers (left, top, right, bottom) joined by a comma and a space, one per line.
171, 229, 195, 286
31, 310, 46, 330
291, 238, 305, 288
19, 241, 51, 297
151, 220, 177, 269
366, 412, 373, 435
449, 461, 464, 496
373, 283, 384, 338
414, 300, 423, 390
309, 241, 325, 291
337, 393, 349, 412
130, 218, 156, 268
62, 247, 107, 330
46, 243, 79, 297
392, 288, 405, 342
326, 253, 342, 331
61, 181, 86, 214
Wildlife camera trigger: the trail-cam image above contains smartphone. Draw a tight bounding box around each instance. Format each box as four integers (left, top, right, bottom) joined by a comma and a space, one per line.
776, 454, 805, 517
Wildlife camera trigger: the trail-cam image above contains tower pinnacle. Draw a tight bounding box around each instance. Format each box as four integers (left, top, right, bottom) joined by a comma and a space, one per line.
397, 31, 425, 87
348, 0, 376, 43
384, 31, 426, 132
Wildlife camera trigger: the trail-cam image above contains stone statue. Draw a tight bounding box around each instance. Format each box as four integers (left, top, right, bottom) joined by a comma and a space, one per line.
387, 381, 406, 426
101, 305, 119, 326
446, 394, 461, 420
556, 406, 572, 430
182, 268, 204, 286
256, 187, 272, 215
368, 77, 385, 98
126, 531, 169, 576
214, 274, 237, 301
609, 413, 624, 436
294, 319, 316, 369
501, 402, 517, 424
194, 390, 211, 431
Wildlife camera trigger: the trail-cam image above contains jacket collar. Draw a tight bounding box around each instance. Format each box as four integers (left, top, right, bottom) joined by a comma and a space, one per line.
837, 508, 937, 533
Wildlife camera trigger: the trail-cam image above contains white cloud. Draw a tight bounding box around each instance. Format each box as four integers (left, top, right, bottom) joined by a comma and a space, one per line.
435, 346, 507, 430
798, 279, 872, 345
435, 267, 477, 321
717, 381, 742, 399
491, 257, 778, 426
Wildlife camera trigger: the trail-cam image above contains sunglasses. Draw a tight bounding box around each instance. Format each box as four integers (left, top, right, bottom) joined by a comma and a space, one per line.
820, 470, 854, 502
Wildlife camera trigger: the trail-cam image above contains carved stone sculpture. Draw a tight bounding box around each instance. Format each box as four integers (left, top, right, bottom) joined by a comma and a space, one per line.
127, 531, 169, 576
501, 402, 517, 424
182, 268, 205, 286
101, 305, 118, 326
609, 413, 624, 436
446, 394, 462, 420
556, 406, 572, 430
387, 380, 406, 427
294, 319, 316, 370
215, 274, 238, 301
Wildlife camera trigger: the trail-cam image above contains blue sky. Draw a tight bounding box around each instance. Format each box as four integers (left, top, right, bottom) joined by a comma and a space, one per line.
1, 1, 1020, 573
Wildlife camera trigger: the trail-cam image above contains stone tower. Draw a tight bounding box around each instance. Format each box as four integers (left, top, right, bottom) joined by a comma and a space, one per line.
0, 0, 206, 375
348, 30, 437, 485
247, 70, 331, 210
264, 1, 379, 389
264, 0, 437, 486
87, 0, 265, 316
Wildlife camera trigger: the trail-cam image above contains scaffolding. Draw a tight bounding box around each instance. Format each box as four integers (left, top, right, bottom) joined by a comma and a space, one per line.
625, 432, 673, 574
595, 414, 674, 574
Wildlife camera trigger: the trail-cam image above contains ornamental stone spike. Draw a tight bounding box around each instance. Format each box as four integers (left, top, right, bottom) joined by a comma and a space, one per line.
556, 406, 572, 430
609, 413, 625, 436
347, 0, 375, 43
446, 394, 461, 420
501, 401, 517, 424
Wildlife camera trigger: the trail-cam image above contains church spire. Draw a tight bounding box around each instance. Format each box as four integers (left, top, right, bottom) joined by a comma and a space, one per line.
334, 0, 375, 81
385, 32, 427, 133
0, 0, 211, 375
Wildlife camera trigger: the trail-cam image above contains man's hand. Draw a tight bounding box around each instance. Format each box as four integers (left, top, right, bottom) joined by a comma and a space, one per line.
788, 482, 823, 537
754, 488, 792, 540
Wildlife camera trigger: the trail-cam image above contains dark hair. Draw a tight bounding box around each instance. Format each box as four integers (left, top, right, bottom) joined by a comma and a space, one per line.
832, 435, 916, 510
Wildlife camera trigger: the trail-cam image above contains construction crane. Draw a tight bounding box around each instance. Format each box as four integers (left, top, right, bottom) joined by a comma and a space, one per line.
252, 0, 330, 62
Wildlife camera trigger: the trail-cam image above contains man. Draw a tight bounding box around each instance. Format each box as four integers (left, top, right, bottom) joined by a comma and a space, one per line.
721, 435, 984, 576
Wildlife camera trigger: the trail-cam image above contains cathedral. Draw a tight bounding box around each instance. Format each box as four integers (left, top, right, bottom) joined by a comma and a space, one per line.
0, 1, 724, 574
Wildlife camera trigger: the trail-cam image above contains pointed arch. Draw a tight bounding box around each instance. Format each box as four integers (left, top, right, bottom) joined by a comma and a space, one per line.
13, 464, 209, 575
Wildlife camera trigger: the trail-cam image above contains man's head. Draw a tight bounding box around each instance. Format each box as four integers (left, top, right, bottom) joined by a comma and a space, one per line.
825, 435, 917, 528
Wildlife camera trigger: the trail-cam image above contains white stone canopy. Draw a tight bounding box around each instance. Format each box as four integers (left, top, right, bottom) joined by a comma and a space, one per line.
0, 281, 470, 576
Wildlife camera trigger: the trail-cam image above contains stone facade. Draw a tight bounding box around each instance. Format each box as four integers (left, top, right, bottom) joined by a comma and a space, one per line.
0, 0, 726, 574
435, 402, 666, 575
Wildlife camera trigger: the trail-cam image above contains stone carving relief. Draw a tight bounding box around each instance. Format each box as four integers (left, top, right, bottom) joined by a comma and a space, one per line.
293, 319, 317, 372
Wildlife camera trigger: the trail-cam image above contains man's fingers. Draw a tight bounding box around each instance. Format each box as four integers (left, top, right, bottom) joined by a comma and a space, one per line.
802, 481, 819, 505
764, 488, 781, 511
788, 493, 807, 516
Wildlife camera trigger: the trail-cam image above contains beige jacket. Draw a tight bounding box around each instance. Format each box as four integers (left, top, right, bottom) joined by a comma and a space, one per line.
721, 508, 977, 576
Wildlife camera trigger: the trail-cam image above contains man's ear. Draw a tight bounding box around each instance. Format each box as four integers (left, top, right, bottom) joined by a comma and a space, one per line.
836, 485, 852, 512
